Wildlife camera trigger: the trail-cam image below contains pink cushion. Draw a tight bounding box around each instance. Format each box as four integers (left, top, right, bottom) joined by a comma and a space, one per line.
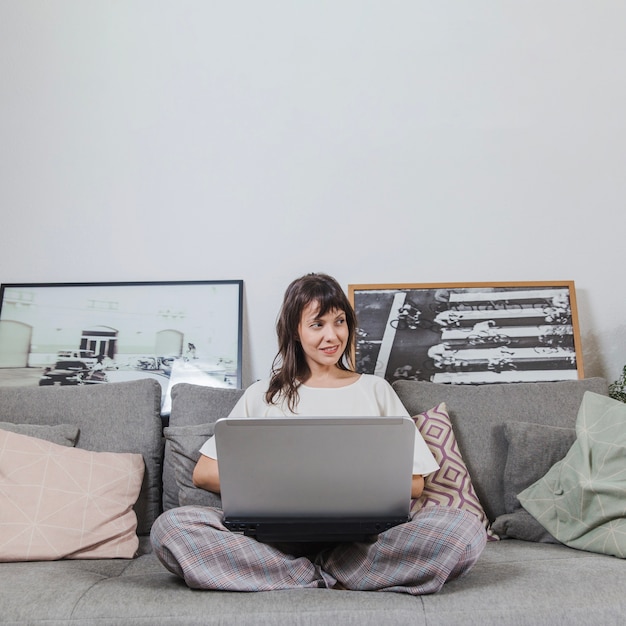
412, 403, 498, 540
0, 428, 144, 561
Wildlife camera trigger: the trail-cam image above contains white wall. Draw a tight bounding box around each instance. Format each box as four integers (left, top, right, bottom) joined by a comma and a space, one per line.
1, 1, 624, 387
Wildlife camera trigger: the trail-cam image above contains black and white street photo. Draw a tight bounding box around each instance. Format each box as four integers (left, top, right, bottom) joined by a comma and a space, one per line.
350, 282, 583, 385
0, 281, 243, 414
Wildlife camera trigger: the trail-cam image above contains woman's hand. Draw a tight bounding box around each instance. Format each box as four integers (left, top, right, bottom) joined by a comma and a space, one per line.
411, 474, 425, 499
192, 454, 221, 494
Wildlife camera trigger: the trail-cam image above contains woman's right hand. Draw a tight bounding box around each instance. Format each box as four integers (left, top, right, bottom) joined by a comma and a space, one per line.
192, 454, 221, 494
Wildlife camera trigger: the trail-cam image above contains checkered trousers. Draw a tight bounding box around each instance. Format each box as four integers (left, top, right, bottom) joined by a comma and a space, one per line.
150, 505, 486, 594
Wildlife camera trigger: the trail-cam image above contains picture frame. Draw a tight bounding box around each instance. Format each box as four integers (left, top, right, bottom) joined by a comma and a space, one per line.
348, 281, 584, 385
0, 280, 243, 414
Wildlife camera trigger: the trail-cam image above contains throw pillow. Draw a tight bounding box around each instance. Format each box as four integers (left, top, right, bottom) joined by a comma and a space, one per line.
491, 422, 576, 543
0, 422, 79, 447
412, 403, 498, 541
518, 392, 626, 558
491, 510, 562, 544
0, 429, 144, 561
163, 424, 222, 508
162, 384, 244, 511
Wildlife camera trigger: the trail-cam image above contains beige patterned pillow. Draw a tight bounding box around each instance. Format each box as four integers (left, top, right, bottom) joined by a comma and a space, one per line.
412, 403, 498, 540
0, 428, 144, 561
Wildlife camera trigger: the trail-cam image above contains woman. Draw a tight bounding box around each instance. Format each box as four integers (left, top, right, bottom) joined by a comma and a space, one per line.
151, 273, 486, 593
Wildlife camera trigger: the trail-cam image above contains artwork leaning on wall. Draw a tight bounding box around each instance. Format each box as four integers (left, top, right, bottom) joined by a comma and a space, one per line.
0, 280, 244, 415
349, 281, 584, 386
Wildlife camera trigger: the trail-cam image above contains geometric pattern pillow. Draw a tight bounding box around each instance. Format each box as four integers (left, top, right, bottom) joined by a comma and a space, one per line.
0, 429, 144, 561
412, 403, 498, 541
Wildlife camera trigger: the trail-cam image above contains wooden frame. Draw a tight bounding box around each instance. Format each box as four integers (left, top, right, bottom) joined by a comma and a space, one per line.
348, 281, 584, 385
0, 280, 243, 414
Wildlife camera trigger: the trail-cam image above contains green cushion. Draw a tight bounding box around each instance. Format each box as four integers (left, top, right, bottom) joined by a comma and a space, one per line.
518, 392, 626, 557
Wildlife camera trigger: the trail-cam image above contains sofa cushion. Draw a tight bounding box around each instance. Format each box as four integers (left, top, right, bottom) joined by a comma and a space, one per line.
491, 509, 559, 543
0, 429, 144, 561
163, 383, 244, 510
0, 422, 79, 447
500, 422, 577, 514
491, 421, 576, 542
393, 377, 609, 521
3, 540, 626, 624
163, 423, 222, 508
0, 379, 163, 535
411, 403, 498, 540
518, 392, 626, 557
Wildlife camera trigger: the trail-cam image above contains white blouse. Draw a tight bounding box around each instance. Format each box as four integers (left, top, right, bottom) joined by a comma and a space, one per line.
199, 374, 439, 477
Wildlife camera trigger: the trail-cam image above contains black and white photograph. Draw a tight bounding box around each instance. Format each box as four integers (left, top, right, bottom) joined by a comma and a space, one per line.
0, 280, 243, 413
349, 282, 583, 385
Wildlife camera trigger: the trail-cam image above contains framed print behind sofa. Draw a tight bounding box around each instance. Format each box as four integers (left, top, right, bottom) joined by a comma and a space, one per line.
348, 281, 583, 385
0, 280, 243, 414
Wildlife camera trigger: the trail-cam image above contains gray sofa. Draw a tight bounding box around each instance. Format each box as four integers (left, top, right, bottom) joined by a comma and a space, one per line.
1, 375, 625, 625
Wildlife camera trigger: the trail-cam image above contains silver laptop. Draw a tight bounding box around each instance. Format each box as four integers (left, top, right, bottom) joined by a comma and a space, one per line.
214, 416, 415, 542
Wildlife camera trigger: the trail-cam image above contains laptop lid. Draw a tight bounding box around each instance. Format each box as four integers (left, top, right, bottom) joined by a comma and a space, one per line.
214, 416, 415, 542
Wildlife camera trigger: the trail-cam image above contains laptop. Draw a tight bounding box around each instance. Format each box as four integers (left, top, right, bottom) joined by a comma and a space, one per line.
214, 416, 415, 542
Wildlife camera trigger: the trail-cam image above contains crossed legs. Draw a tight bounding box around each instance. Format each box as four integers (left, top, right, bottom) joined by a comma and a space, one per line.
150, 505, 487, 594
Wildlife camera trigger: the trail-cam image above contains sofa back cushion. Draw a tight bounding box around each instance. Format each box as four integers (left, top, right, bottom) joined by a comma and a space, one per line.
0, 379, 163, 536
393, 377, 609, 521
0, 422, 79, 447
163, 383, 244, 510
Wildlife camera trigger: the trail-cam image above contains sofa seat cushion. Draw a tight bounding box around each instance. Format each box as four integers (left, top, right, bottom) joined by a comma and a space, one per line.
2, 540, 626, 625
421, 540, 626, 625
0, 429, 144, 561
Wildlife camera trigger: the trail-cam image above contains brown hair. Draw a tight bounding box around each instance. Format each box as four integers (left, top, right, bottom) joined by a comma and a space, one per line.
265, 273, 357, 412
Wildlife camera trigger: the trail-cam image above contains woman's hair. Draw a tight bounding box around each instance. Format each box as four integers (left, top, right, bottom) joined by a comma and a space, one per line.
265, 273, 357, 412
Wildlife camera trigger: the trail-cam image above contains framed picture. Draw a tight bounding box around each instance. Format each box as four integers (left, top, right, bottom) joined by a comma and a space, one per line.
348, 281, 584, 385
0, 280, 243, 414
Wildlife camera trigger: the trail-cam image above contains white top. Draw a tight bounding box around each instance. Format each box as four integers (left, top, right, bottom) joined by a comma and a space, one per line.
199, 374, 439, 477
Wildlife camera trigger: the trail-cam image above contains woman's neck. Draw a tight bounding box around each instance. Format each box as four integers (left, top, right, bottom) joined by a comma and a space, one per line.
299, 366, 360, 388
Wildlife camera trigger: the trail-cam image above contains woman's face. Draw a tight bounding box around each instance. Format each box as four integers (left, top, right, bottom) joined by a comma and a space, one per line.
297, 301, 350, 371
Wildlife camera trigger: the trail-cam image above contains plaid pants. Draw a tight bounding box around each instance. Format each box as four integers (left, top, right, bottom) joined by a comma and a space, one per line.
150, 505, 486, 594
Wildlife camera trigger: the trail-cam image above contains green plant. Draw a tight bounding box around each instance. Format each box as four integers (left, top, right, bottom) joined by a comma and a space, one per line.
609, 365, 626, 403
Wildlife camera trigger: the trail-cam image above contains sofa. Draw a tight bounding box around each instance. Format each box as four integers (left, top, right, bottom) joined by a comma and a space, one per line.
1, 375, 625, 625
